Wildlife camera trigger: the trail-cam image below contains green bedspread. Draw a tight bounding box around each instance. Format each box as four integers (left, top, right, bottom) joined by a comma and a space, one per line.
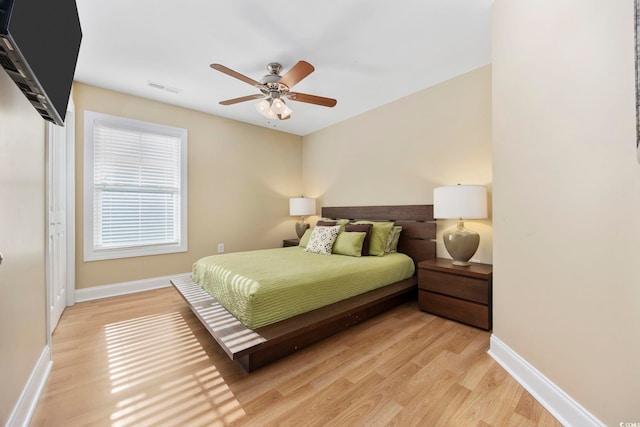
192, 247, 415, 329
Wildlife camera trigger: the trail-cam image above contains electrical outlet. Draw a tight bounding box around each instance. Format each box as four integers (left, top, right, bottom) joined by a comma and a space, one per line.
217, 243, 224, 253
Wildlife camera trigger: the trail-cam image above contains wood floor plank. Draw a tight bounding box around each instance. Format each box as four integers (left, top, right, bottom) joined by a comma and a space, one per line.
297, 372, 386, 427
327, 392, 403, 427
29, 287, 561, 427
418, 382, 473, 426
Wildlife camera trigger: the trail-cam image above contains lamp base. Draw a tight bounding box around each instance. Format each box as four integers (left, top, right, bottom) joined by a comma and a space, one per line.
295, 222, 309, 239
443, 221, 480, 267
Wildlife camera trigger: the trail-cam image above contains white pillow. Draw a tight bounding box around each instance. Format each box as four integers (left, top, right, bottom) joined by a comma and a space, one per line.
305, 225, 341, 255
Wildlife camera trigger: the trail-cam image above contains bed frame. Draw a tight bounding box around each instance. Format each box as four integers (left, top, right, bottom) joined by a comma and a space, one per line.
172, 205, 436, 372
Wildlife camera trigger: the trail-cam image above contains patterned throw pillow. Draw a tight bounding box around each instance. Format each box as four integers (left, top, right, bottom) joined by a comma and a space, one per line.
385, 226, 402, 253
305, 225, 341, 255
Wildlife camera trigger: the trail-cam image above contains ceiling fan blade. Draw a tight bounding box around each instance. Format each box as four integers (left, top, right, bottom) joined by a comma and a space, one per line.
278, 61, 315, 89
210, 64, 266, 90
287, 92, 337, 107
219, 94, 266, 105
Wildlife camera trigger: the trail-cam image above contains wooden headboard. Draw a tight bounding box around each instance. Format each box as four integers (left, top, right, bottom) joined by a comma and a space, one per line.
321, 205, 436, 265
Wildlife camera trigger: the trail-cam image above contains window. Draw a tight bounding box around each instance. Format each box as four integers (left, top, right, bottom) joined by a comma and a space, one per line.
84, 111, 187, 261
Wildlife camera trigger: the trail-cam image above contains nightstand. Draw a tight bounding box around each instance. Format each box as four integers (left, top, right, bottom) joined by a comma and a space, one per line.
417, 258, 493, 330
282, 238, 300, 247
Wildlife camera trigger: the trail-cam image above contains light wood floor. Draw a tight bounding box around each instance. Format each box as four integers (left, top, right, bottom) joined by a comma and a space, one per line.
30, 287, 561, 427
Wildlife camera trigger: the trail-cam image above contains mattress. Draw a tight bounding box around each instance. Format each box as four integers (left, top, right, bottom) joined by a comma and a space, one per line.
191, 246, 415, 329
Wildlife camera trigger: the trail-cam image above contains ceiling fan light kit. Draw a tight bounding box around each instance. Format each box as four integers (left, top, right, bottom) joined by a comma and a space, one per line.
255, 99, 276, 119
210, 61, 336, 121
255, 98, 292, 119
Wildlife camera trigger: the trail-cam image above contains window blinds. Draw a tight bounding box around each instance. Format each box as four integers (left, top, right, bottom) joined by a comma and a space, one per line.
93, 121, 182, 250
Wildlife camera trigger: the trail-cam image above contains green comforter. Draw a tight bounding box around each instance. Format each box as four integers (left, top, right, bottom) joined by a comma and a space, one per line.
192, 247, 415, 329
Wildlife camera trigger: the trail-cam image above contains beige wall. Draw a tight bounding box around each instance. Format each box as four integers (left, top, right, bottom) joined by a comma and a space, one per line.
0, 72, 47, 423
493, 0, 640, 424
303, 66, 493, 263
73, 83, 303, 288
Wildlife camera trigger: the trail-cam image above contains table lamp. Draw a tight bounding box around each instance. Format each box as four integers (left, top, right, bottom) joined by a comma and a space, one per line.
289, 197, 316, 238
433, 184, 487, 266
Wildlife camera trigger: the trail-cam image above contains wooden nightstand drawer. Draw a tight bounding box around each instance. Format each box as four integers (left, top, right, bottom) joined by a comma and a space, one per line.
417, 258, 492, 330
418, 269, 488, 304
419, 290, 491, 330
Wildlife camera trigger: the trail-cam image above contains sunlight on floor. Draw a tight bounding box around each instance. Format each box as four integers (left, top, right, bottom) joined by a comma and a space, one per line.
105, 312, 245, 426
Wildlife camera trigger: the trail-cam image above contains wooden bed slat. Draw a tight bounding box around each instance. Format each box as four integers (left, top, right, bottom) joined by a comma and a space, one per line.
397, 239, 436, 263
322, 204, 433, 222
171, 276, 266, 359
394, 221, 436, 240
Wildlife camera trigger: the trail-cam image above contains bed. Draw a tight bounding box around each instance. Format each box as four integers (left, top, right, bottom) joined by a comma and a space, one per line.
171, 205, 436, 372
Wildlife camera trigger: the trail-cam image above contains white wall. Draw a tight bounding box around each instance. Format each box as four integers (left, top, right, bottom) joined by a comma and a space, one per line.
0, 71, 47, 423
492, 0, 640, 424
303, 66, 493, 263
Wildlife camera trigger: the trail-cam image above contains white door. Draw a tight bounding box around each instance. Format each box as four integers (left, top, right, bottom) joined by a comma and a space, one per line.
47, 121, 67, 333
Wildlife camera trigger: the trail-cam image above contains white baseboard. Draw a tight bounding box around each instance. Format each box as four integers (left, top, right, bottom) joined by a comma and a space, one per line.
6, 346, 52, 427
75, 272, 191, 302
488, 335, 604, 427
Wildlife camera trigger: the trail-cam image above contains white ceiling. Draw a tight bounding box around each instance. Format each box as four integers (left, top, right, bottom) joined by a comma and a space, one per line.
74, 0, 492, 136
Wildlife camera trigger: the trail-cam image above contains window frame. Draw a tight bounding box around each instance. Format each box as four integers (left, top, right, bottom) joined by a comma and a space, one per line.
83, 111, 188, 261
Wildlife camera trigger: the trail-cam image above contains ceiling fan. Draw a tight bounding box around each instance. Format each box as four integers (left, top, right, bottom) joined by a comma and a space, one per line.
210, 61, 337, 120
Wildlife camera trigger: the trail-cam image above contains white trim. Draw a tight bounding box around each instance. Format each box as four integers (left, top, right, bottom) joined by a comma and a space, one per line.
82, 110, 188, 262
65, 99, 76, 307
5, 346, 52, 427
75, 272, 191, 302
488, 335, 605, 427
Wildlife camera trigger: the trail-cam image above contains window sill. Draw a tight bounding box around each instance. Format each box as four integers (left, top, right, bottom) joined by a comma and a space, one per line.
83, 243, 188, 262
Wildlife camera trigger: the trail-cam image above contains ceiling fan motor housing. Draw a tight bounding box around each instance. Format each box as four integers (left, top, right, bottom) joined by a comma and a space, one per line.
260, 64, 289, 97
266, 62, 283, 75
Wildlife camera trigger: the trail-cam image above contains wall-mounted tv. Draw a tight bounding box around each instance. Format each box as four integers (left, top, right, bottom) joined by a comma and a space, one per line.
0, 0, 82, 126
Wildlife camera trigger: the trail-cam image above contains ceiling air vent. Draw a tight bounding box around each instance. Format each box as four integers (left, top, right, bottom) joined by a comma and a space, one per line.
147, 80, 182, 94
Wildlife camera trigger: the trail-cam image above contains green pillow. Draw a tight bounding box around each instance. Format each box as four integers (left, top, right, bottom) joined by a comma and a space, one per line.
332, 231, 366, 257
298, 228, 312, 248
353, 221, 394, 256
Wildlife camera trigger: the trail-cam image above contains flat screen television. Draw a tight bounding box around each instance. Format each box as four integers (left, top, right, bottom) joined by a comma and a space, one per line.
0, 0, 82, 126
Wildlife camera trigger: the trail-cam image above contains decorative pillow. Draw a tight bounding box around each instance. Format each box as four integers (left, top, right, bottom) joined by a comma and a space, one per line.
353, 221, 394, 256
305, 225, 341, 255
385, 226, 402, 253
332, 231, 366, 257
344, 223, 373, 256
298, 228, 312, 248
316, 220, 338, 227
320, 218, 350, 232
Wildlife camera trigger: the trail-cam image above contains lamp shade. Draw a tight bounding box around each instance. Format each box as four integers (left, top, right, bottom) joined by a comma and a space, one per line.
433, 185, 487, 219
256, 98, 293, 119
289, 197, 316, 216
255, 99, 276, 119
